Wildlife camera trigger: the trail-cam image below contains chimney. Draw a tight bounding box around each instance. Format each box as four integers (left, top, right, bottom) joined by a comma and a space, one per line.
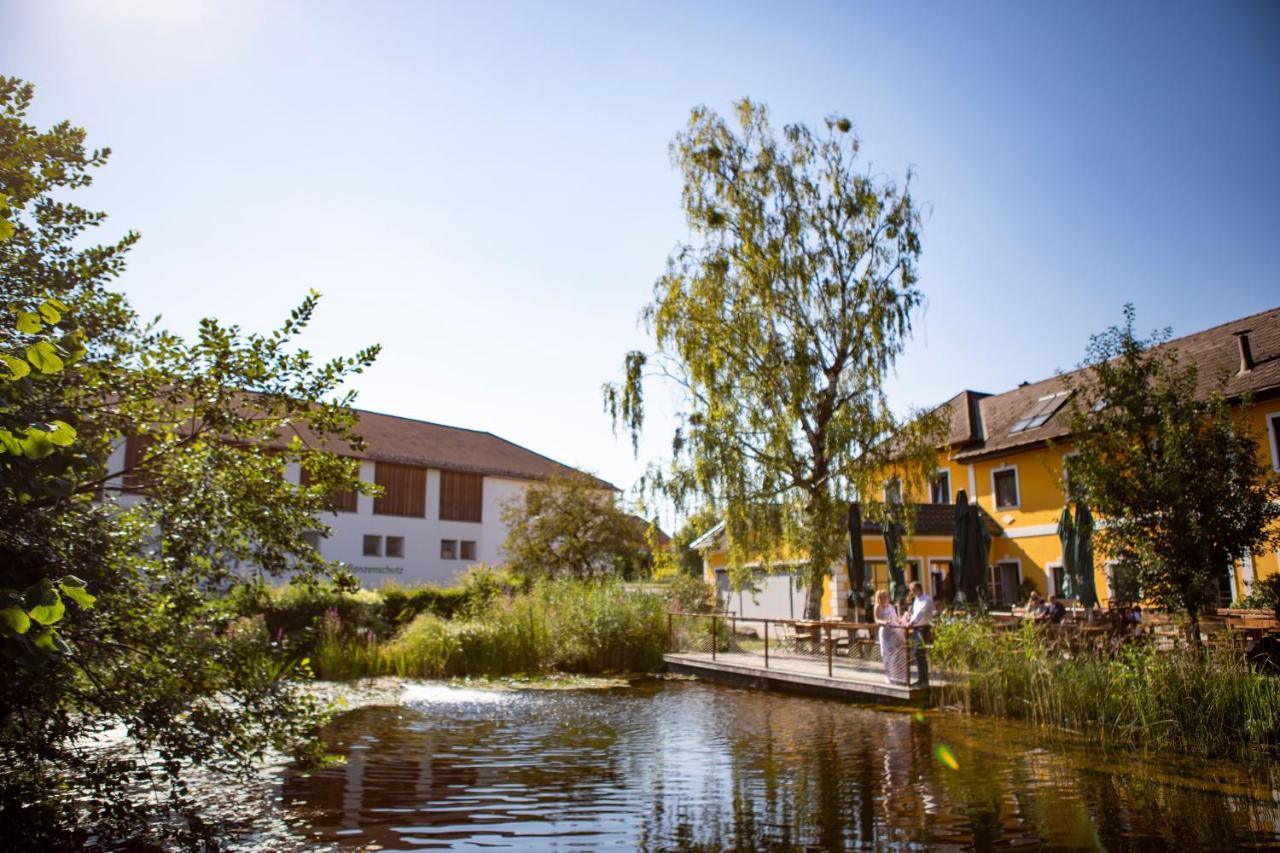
1234, 330, 1254, 375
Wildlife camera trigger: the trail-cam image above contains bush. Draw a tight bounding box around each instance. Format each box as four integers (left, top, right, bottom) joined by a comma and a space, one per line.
311, 578, 666, 679
931, 617, 1280, 755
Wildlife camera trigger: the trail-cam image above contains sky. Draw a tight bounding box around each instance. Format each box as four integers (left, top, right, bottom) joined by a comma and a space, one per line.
4, 1, 1279, 527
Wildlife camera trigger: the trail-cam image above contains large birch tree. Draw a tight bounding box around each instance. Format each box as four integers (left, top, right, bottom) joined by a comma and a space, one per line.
605, 100, 937, 619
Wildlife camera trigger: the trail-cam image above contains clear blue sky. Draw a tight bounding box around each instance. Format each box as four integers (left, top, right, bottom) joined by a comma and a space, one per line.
4, 1, 1278, 524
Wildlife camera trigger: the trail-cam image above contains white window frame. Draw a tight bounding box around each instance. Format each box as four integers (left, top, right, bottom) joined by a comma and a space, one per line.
928, 558, 951, 598
385, 535, 405, 558
362, 534, 382, 557
1267, 412, 1280, 473
991, 464, 1020, 510
1046, 560, 1064, 597
883, 476, 903, 504
991, 558, 1022, 606
930, 469, 951, 504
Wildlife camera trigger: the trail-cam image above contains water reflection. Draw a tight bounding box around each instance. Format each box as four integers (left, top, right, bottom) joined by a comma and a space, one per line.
280, 681, 1280, 850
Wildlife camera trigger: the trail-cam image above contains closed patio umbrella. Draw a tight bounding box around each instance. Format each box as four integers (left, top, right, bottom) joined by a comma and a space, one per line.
1057, 505, 1078, 599
847, 502, 867, 619
969, 501, 991, 604
952, 491, 976, 604
1074, 503, 1099, 609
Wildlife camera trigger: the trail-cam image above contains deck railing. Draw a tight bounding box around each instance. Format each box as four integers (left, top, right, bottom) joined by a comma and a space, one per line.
666, 612, 916, 683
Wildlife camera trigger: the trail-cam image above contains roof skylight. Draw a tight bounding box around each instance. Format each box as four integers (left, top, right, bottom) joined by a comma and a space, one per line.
1010, 391, 1070, 434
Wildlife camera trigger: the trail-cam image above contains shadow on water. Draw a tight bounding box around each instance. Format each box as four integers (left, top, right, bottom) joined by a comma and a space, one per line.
278, 680, 1280, 850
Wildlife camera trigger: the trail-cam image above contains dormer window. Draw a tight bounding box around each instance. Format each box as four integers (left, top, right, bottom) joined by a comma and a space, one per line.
1010, 391, 1070, 433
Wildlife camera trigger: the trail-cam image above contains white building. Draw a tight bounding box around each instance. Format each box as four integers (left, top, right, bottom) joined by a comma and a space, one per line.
103, 408, 614, 586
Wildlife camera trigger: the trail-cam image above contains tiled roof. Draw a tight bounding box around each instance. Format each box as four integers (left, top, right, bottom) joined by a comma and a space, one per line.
927, 305, 1280, 462
860, 502, 1002, 538
298, 408, 616, 490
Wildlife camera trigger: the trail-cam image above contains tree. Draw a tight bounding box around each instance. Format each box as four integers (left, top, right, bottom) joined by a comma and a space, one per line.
501, 474, 651, 581
604, 99, 938, 618
1062, 305, 1280, 643
0, 76, 380, 846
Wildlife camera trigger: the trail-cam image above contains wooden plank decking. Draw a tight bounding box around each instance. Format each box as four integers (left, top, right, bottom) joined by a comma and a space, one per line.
664, 651, 934, 705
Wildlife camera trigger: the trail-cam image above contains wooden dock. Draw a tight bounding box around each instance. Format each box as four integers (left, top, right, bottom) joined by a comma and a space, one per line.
664, 651, 933, 705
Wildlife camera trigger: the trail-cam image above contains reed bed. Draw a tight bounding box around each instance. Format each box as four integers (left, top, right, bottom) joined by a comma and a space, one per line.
313, 579, 667, 679
931, 618, 1280, 756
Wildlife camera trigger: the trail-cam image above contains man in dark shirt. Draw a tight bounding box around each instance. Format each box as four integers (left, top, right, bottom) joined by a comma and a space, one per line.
1045, 595, 1067, 624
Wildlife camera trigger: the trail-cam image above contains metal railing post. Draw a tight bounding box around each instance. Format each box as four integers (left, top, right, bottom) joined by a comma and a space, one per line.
731, 615, 736, 655
667, 612, 673, 652
764, 619, 769, 668
905, 626, 912, 686
826, 622, 833, 677
711, 615, 717, 661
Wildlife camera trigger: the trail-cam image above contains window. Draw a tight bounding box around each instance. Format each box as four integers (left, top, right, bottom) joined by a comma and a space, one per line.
1269, 413, 1280, 472
301, 531, 323, 551
385, 536, 405, 558
363, 535, 382, 557
441, 539, 457, 560
374, 462, 427, 518
905, 558, 922, 584
300, 463, 358, 513
929, 560, 953, 601
993, 467, 1019, 509
121, 434, 156, 494
1049, 564, 1065, 597
990, 561, 1020, 607
930, 470, 951, 504
868, 560, 890, 592
460, 540, 476, 561
1010, 391, 1069, 433
883, 477, 902, 504
440, 471, 483, 522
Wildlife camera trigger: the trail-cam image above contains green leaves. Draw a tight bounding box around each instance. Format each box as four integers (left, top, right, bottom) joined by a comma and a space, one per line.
0, 605, 30, 637
26, 340, 63, 373
25, 579, 66, 625
17, 310, 42, 333
59, 575, 96, 610
1, 352, 29, 379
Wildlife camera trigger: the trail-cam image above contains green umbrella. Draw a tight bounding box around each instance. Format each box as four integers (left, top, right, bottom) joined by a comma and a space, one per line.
883, 509, 907, 605
952, 490, 976, 604
847, 502, 867, 619
1073, 502, 1099, 608
1057, 505, 1078, 599
969, 501, 991, 604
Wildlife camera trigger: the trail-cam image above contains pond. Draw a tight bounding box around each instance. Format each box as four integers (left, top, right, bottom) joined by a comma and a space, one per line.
274, 680, 1280, 850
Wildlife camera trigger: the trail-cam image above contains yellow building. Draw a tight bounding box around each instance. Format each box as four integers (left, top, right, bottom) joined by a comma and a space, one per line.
699, 306, 1280, 617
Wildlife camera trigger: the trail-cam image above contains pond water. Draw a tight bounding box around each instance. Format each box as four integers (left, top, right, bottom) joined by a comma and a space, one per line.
277, 680, 1280, 851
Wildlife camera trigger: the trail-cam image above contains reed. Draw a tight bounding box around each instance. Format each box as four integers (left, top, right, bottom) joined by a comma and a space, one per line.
931, 618, 1280, 756
312, 579, 666, 680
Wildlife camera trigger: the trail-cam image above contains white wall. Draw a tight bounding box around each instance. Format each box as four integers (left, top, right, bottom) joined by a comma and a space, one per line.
100, 441, 541, 588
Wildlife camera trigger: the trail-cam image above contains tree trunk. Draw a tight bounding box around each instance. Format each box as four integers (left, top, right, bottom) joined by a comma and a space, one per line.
1186, 605, 1202, 649
804, 562, 825, 620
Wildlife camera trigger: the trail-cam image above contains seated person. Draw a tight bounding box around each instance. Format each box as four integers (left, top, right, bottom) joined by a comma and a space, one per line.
1024, 592, 1047, 620
1045, 595, 1067, 624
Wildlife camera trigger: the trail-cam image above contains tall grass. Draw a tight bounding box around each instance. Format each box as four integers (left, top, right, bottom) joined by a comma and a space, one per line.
313, 579, 667, 680
931, 618, 1280, 756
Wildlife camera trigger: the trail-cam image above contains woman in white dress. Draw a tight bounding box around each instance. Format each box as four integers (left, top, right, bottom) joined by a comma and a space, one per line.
875, 589, 907, 685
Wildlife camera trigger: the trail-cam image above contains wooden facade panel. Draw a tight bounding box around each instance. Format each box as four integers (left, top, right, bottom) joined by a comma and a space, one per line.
373, 462, 426, 518
300, 464, 359, 514
439, 470, 483, 522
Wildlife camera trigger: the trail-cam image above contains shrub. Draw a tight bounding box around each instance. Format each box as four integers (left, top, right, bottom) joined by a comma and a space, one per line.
931, 617, 1280, 755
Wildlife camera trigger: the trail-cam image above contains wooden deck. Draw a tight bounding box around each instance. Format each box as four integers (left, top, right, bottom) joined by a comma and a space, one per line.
664, 651, 934, 705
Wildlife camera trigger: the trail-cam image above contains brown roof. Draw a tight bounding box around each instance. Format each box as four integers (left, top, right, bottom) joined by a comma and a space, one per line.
925, 305, 1280, 462
860, 502, 1002, 538
307, 408, 616, 489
